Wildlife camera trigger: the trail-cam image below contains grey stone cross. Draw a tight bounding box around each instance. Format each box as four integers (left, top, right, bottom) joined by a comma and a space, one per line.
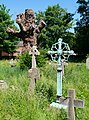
28, 46, 40, 92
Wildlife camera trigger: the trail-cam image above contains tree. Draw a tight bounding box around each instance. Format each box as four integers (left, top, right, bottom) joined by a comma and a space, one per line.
35, 4, 75, 49
0, 4, 19, 54
75, 0, 89, 56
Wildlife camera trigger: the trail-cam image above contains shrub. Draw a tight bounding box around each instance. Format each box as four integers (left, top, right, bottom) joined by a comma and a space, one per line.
18, 48, 48, 70
18, 51, 32, 70
36, 48, 48, 68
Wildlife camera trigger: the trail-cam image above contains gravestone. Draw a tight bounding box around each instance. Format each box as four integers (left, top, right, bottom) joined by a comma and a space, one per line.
55, 89, 84, 120
28, 46, 40, 92
0, 80, 8, 90
62, 62, 68, 76
86, 57, 89, 69
7, 9, 46, 92
48, 39, 84, 119
48, 38, 75, 97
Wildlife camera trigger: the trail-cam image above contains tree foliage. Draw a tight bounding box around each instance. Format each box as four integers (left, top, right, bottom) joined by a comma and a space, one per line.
35, 4, 75, 49
75, 0, 89, 56
0, 4, 18, 54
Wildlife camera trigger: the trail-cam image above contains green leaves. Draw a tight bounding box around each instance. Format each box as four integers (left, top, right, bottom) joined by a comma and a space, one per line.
18, 51, 32, 70
0, 4, 19, 54
75, 0, 89, 56
36, 4, 74, 49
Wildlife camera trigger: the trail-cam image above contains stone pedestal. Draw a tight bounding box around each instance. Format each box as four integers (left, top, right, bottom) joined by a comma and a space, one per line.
28, 68, 40, 92
86, 57, 89, 69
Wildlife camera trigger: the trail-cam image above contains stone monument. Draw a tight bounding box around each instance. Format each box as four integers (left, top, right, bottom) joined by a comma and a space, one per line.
7, 9, 46, 53
7, 9, 46, 92
28, 46, 40, 92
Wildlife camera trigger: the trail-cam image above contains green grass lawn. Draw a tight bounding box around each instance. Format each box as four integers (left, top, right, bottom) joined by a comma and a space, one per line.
0, 60, 89, 120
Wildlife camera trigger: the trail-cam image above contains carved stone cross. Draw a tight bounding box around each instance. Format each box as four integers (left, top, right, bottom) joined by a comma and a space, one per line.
28, 46, 40, 92
29, 46, 40, 68
50, 89, 84, 120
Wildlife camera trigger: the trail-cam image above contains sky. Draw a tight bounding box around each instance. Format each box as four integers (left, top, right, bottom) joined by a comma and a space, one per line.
0, 0, 79, 32
0, 0, 78, 20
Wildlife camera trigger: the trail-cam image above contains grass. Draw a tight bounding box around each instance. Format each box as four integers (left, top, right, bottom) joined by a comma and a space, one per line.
0, 60, 89, 120
63, 62, 89, 120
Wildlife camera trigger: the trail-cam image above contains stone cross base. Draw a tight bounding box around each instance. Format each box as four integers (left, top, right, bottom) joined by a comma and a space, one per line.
28, 68, 40, 92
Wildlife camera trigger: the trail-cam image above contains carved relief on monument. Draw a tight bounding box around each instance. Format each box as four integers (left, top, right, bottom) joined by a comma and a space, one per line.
7, 9, 46, 53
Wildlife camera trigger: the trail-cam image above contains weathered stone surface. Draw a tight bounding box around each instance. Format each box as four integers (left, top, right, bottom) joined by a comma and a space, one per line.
7, 9, 44, 92
0, 80, 8, 90
28, 45, 40, 92
7, 9, 46, 53
28, 68, 40, 92
86, 57, 89, 69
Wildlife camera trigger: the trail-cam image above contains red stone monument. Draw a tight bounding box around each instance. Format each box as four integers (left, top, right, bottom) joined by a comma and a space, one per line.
7, 9, 46, 53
